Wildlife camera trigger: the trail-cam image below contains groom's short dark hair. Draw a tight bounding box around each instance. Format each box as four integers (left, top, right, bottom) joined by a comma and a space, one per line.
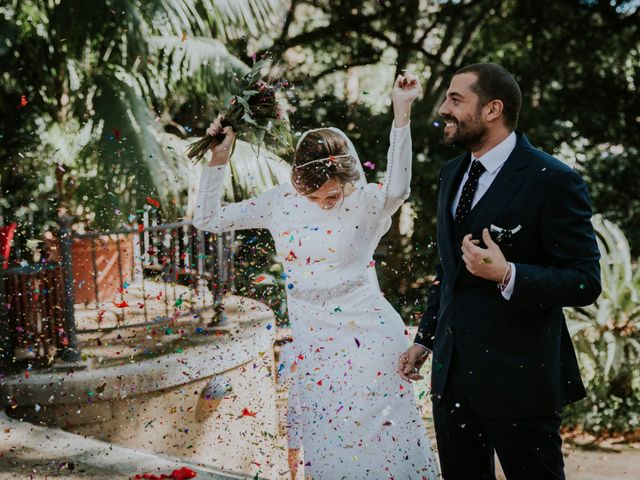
455, 63, 522, 130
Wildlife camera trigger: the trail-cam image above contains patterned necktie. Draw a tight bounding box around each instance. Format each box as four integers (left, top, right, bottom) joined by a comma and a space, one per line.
454, 159, 486, 225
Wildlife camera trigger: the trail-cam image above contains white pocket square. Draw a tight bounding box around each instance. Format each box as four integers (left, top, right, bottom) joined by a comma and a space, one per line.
490, 224, 522, 234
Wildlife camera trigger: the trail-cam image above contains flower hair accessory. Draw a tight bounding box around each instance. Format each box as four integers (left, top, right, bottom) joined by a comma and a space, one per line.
294, 153, 351, 169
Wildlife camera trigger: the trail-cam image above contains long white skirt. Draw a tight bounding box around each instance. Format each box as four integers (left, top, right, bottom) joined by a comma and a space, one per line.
282, 285, 440, 480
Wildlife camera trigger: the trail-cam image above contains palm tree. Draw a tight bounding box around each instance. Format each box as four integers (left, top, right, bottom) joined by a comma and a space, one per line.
0, 0, 289, 234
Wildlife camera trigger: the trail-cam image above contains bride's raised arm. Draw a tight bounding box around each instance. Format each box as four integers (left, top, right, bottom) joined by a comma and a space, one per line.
193, 121, 279, 234
368, 73, 422, 219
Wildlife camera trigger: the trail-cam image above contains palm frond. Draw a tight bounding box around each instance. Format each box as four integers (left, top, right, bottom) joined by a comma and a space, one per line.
72, 68, 185, 226
199, 0, 285, 40
225, 139, 292, 202
147, 35, 250, 102
140, 0, 206, 38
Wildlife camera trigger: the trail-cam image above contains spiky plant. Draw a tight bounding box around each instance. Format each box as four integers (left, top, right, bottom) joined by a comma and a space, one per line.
565, 214, 640, 434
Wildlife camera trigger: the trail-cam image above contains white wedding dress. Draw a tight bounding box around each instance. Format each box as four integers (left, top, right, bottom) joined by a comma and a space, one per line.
194, 122, 439, 479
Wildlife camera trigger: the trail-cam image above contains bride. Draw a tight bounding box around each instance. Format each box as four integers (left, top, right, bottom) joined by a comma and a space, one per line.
194, 74, 439, 479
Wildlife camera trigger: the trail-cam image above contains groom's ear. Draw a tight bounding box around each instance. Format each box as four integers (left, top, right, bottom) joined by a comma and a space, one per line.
485, 99, 504, 123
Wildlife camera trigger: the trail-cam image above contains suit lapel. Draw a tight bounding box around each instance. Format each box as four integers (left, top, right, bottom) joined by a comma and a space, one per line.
452, 133, 535, 282
438, 153, 469, 280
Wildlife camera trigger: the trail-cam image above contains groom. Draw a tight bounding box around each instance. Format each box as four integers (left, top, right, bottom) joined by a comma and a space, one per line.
397, 63, 601, 478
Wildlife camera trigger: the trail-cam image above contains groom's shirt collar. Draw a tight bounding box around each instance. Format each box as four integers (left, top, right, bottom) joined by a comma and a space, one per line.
473, 131, 517, 174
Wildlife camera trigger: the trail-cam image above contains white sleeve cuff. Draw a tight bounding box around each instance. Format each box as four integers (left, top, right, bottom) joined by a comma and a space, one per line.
501, 262, 516, 300
203, 164, 227, 174
392, 120, 411, 130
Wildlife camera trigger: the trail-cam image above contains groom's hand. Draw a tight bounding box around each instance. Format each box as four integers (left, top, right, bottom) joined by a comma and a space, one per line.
397, 344, 430, 382
461, 228, 508, 282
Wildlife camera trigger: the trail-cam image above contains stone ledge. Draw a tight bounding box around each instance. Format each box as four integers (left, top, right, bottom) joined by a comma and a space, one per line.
0, 412, 259, 479
0, 295, 276, 407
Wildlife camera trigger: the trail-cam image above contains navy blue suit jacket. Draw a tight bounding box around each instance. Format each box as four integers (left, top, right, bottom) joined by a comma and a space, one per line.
415, 132, 601, 418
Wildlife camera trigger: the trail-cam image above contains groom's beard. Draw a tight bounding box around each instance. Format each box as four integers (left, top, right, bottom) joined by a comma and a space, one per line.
442, 111, 489, 152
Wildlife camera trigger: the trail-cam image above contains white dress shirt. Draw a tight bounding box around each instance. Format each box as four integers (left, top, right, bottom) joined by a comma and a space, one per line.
451, 131, 517, 299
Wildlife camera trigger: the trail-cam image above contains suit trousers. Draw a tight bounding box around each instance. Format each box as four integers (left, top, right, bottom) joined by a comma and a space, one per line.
433, 345, 565, 480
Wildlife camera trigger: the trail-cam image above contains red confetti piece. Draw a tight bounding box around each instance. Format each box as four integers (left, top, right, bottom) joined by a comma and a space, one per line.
18, 95, 28, 108
133, 466, 197, 480
253, 275, 266, 284
111, 127, 121, 140
113, 301, 129, 308
241, 408, 257, 417
172, 467, 197, 480
285, 250, 297, 261
317, 380, 323, 386
146, 197, 160, 208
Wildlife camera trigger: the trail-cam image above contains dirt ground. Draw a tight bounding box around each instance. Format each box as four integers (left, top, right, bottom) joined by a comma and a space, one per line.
560, 444, 640, 479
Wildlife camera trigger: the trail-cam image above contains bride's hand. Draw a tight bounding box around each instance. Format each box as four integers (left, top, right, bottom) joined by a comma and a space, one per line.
391, 73, 422, 105
207, 115, 236, 166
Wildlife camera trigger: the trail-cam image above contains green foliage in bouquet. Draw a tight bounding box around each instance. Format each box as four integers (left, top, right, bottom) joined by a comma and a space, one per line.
564, 215, 640, 436
186, 60, 292, 163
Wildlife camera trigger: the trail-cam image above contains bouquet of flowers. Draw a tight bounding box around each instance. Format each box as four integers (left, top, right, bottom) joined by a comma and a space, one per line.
186, 60, 290, 163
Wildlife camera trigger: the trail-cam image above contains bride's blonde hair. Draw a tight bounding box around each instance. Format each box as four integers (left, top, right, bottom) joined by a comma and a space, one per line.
292, 129, 361, 195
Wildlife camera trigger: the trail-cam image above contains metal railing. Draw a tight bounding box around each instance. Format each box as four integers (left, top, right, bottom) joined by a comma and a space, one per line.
0, 263, 67, 364
0, 213, 234, 368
